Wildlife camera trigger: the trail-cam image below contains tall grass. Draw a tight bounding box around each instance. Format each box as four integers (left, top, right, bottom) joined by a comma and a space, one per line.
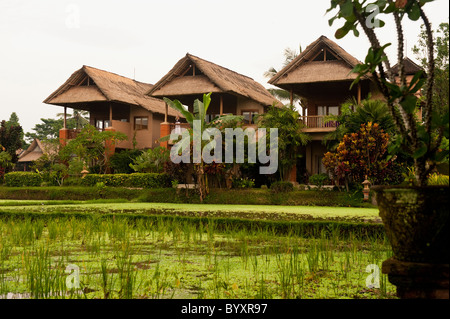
0, 215, 395, 299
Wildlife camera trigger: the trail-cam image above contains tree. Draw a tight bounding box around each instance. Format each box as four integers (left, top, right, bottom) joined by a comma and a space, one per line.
0, 120, 23, 163
56, 109, 90, 129
413, 22, 449, 117
164, 93, 243, 201
258, 104, 310, 181
25, 118, 66, 142
327, 0, 449, 186
264, 46, 304, 106
6, 112, 26, 149
323, 122, 403, 190
324, 97, 397, 149
59, 125, 127, 174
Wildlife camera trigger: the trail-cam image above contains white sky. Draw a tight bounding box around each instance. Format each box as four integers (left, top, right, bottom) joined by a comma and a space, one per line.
0, 0, 448, 134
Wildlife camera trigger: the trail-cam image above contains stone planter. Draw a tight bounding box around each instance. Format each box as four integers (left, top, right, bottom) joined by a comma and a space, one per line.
372, 185, 449, 299
372, 185, 449, 263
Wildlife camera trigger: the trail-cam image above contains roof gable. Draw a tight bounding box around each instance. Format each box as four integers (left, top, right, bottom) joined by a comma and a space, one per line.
269, 35, 365, 86
148, 54, 281, 107
43, 66, 181, 117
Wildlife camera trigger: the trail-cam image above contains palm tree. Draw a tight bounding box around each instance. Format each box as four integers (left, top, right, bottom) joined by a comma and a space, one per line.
264, 46, 303, 106
323, 97, 397, 150
57, 109, 90, 129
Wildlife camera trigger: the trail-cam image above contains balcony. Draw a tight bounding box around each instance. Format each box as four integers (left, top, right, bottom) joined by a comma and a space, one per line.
300, 116, 339, 132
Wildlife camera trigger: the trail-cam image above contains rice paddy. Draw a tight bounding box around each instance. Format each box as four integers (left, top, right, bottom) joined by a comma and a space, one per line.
0, 202, 396, 299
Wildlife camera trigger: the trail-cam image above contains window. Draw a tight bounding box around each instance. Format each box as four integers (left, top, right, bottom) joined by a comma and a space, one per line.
317, 106, 339, 116
134, 117, 148, 130
242, 110, 259, 124
95, 120, 110, 131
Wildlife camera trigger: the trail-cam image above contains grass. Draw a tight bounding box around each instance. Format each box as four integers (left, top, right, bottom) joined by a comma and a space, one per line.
0, 214, 395, 299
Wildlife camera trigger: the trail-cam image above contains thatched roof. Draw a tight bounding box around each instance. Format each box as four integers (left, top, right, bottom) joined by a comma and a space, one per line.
147, 53, 282, 107
44, 65, 181, 117
269, 35, 368, 86
18, 139, 57, 163
390, 57, 424, 76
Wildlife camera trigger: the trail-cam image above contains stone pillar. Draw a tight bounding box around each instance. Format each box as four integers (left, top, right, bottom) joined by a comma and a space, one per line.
160, 122, 171, 149
382, 257, 449, 299
59, 128, 70, 148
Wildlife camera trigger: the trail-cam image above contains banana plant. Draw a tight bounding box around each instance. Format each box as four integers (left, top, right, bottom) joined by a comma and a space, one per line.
162, 93, 243, 201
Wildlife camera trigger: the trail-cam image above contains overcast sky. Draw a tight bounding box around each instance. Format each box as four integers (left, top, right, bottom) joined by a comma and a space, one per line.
1, 0, 448, 134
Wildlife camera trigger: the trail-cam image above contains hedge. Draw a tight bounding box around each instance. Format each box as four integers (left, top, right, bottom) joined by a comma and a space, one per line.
4, 172, 43, 187
80, 173, 171, 188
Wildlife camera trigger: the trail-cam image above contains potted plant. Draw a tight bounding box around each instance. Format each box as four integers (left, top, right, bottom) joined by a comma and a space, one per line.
327, 0, 449, 264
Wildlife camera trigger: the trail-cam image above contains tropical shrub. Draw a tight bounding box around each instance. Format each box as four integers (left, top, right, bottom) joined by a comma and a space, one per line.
323, 122, 402, 190
309, 173, 331, 188
270, 181, 294, 193
232, 177, 255, 189
129, 147, 169, 173
81, 173, 171, 188
110, 149, 142, 174
4, 172, 43, 187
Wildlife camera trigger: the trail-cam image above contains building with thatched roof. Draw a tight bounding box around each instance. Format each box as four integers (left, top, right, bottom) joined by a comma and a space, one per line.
269, 35, 385, 178
44, 65, 182, 151
16, 139, 58, 171
147, 53, 282, 126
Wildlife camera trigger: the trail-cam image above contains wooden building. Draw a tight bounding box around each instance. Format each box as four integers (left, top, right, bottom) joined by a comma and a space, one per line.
269, 35, 384, 178
44, 65, 182, 152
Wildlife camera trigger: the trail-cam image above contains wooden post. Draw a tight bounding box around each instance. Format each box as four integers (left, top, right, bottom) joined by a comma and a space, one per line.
109, 103, 113, 125
290, 89, 294, 106
220, 95, 223, 115
63, 106, 67, 129
164, 102, 168, 123
357, 83, 361, 104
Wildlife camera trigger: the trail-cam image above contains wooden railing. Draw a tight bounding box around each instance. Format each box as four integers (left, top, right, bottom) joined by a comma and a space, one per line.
300, 116, 339, 129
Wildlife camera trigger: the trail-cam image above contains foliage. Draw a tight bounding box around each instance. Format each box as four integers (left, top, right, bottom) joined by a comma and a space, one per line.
59, 125, 127, 174
264, 45, 303, 106
81, 173, 172, 188
324, 98, 397, 149
4, 172, 43, 187
164, 93, 243, 201
109, 149, 142, 174
270, 181, 294, 193
309, 174, 331, 188
323, 122, 403, 189
232, 177, 255, 189
258, 104, 310, 181
0, 120, 23, 163
327, 0, 449, 186
0, 152, 13, 182
413, 22, 449, 117
427, 173, 449, 186
129, 147, 169, 173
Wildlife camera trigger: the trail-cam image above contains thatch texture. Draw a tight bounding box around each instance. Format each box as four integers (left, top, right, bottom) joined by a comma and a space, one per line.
18, 139, 57, 163
390, 57, 424, 76
44, 66, 181, 117
269, 35, 368, 86
148, 54, 282, 107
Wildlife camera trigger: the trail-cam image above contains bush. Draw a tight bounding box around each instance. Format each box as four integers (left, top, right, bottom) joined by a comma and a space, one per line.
232, 177, 255, 189
4, 172, 43, 187
309, 173, 330, 188
427, 173, 449, 186
270, 181, 294, 193
110, 149, 142, 174
80, 173, 172, 188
